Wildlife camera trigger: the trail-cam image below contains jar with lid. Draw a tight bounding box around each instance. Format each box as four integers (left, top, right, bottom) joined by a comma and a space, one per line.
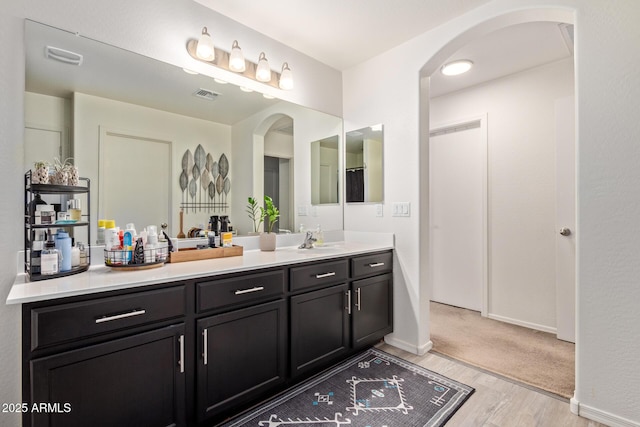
41, 236, 59, 276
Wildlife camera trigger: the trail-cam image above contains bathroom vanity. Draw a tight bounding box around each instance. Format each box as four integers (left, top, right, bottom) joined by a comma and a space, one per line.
9, 240, 393, 427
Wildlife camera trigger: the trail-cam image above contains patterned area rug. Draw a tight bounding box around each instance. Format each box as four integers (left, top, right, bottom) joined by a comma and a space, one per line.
221, 348, 474, 427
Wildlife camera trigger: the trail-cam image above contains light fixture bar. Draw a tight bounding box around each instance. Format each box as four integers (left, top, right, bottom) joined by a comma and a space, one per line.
187, 39, 282, 89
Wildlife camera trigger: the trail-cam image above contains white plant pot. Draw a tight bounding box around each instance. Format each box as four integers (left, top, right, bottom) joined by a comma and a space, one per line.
259, 232, 276, 251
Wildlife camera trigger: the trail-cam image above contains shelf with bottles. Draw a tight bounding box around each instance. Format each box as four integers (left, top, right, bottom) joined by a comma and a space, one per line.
24, 171, 92, 281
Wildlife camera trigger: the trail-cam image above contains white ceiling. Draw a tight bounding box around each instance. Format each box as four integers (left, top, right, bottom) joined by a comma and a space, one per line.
195, 0, 494, 71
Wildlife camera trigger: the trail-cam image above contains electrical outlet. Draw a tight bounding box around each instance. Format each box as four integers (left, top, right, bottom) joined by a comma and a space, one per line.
375, 204, 383, 217
297, 206, 308, 216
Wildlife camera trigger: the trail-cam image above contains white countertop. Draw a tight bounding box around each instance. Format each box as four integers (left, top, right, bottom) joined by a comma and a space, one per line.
7, 232, 393, 305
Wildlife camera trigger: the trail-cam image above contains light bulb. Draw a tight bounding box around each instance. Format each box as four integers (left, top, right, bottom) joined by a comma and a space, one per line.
196, 27, 215, 61
229, 40, 246, 72
441, 60, 473, 76
256, 52, 272, 82
279, 62, 293, 90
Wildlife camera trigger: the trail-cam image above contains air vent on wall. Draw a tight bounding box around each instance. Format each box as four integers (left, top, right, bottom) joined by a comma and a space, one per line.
193, 88, 220, 101
45, 45, 83, 66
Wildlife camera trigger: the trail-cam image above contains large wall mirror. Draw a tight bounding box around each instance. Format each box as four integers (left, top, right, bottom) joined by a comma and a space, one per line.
311, 135, 340, 205
345, 125, 384, 203
24, 20, 344, 241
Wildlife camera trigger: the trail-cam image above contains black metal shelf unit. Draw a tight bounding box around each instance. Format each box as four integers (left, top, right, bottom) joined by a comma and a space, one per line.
24, 171, 92, 281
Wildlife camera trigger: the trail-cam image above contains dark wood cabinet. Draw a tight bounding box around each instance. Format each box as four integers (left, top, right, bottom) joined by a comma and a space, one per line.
30, 324, 186, 427
23, 250, 392, 426
351, 273, 394, 349
290, 283, 350, 376
196, 299, 287, 422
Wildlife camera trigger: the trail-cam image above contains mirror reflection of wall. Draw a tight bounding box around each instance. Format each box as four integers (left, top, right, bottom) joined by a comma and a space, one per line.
311, 135, 339, 205
345, 125, 384, 203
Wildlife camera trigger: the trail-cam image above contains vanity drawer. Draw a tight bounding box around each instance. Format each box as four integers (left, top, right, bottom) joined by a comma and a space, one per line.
290, 259, 349, 292
351, 251, 393, 279
30, 285, 186, 351
197, 270, 285, 313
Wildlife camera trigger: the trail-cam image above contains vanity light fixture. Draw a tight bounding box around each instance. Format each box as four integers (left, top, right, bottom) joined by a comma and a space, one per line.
195, 27, 215, 61
187, 27, 293, 90
441, 59, 473, 76
255, 52, 272, 82
228, 40, 246, 72
279, 62, 293, 90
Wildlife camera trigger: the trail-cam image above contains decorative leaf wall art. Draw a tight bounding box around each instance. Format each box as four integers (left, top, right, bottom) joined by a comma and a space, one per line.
178, 147, 230, 212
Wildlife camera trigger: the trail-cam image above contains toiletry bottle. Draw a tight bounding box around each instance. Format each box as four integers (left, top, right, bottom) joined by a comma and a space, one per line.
41, 235, 59, 275
71, 238, 80, 268
30, 240, 44, 274
145, 226, 158, 263
104, 220, 117, 249
315, 224, 324, 246
78, 242, 88, 266
123, 225, 137, 263
55, 229, 72, 272
97, 219, 106, 245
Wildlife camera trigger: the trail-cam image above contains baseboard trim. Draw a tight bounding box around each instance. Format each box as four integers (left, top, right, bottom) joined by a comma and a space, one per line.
572, 398, 640, 427
384, 336, 433, 356
487, 313, 557, 334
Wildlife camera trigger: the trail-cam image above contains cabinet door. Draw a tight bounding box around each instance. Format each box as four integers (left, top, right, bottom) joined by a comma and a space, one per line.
352, 274, 393, 349
290, 284, 349, 377
30, 324, 186, 427
197, 299, 287, 422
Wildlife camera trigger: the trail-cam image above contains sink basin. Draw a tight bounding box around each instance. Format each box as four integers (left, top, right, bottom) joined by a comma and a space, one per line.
282, 244, 343, 253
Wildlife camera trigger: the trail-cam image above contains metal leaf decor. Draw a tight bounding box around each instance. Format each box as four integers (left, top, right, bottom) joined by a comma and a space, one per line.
194, 144, 206, 172
188, 178, 197, 213
192, 163, 200, 181
179, 170, 188, 207
201, 169, 210, 193
208, 181, 215, 202
218, 153, 229, 179
182, 150, 193, 176
216, 174, 224, 195
206, 153, 214, 172
223, 177, 231, 210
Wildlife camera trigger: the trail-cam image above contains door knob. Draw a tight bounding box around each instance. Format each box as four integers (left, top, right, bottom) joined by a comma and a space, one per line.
559, 227, 571, 236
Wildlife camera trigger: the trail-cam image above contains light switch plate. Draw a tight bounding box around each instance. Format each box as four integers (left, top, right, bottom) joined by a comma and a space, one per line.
392, 202, 411, 217
375, 204, 383, 217
297, 206, 308, 216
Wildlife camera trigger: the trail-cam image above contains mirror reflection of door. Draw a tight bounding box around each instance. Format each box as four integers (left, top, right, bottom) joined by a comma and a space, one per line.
345, 125, 383, 203
311, 135, 339, 205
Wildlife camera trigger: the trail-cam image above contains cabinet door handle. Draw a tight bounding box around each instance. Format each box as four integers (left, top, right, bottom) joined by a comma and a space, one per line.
356, 287, 361, 311
95, 309, 146, 324
346, 290, 352, 315
179, 334, 185, 373
368, 262, 385, 268
316, 272, 336, 279
234, 286, 264, 295
203, 329, 208, 365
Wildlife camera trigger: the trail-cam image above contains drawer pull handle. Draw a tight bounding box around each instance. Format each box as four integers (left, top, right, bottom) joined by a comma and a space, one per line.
235, 286, 264, 295
356, 287, 361, 311
316, 272, 336, 279
369, 262, 385, 268
346, 290, 352, 315
203, 329, 208, 365
179, 335, 185, 373
95, 309, 146, 324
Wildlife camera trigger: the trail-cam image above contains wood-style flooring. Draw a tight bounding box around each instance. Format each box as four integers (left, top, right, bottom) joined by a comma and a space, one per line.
377, 343, 604, 426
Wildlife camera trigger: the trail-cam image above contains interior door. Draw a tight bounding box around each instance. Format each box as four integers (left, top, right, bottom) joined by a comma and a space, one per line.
429, 118, 486, 312
99, 128, 171, 232
555, 96, 576, 343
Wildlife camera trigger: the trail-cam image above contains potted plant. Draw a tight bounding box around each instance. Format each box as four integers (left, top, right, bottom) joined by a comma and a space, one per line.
246, 196, 264, 235
259, 195, 279, 251
50, 157, 76, 185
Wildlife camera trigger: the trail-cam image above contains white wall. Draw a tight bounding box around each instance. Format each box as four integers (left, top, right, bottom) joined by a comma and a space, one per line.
0, 3, 342, 425
430, 58, 574, 331
73, 92, 232, 238
344, 0, 640, 424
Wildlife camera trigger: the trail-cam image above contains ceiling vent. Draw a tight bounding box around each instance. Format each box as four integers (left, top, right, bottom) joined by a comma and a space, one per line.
45, 46, 83, 66
193, 88, 220, 101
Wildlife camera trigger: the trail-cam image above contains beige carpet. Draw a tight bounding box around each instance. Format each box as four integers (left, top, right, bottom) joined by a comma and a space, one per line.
430, 301, 575, 398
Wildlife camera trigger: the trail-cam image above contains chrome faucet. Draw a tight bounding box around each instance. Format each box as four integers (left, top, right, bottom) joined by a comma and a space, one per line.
298, 230, 316, 249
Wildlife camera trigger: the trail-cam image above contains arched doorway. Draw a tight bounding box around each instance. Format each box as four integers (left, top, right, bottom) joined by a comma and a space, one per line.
418, 6, 577, 400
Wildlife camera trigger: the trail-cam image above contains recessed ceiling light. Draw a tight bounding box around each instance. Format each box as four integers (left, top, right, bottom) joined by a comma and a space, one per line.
182, 68, 198, 75
239, 86, 253, 93
214, 78, 228, 85
263, 93, 275, 99
441, 60, 473, 76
